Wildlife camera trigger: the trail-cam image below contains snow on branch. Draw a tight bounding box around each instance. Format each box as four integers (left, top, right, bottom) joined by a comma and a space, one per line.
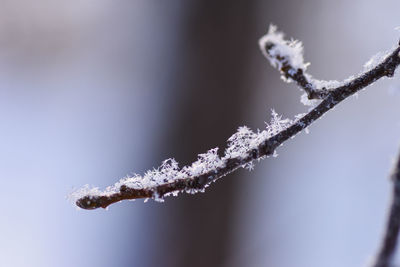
372, 148, 400, 267
259, 25, 398, 105
73, 25, 400, 210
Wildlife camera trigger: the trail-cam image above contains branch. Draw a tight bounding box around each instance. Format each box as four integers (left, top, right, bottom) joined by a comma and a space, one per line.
258, 25, 330, 100
372, 149, 400, 267
73, 25, 400, 210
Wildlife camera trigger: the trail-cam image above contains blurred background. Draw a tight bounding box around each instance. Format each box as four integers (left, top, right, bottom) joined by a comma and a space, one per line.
1, 0, 400, 266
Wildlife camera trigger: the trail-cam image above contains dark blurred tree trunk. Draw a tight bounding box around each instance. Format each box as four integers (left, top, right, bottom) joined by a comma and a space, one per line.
144, 2, 259, 267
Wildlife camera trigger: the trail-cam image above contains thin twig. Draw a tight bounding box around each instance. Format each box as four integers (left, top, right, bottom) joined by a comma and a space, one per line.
75, 31, 400, 210
372, 149, 400, 267
263, 42, 330, 99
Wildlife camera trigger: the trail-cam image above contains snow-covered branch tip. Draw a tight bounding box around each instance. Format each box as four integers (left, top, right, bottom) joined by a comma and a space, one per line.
73, 25, 400, 210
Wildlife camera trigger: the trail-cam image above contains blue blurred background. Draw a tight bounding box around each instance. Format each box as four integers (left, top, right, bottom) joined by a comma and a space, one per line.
1, 0, 400, 266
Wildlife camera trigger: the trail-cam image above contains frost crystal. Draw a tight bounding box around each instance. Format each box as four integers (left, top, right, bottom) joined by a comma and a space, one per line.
224, 109, 292, 160
259, 25, 309, 71
259, 25, 336, 106
225, 126, 257, 159
268, 109, 292, 135
364, 50, 392, 72
300, 93, 316, 106
183, 148, 224, 176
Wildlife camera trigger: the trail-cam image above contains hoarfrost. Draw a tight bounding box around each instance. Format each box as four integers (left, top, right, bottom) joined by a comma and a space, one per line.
268, 109, 292, 135
259, 24, 309, 71
308, 76, 342, 90
259, 25, 338, 106
224, 126, 257, 159
364, 50, 392, 71
183, 148, 224, 177
224, 109, 292, 161
258, 25, 397, 107
300, 93, 319, 106
73, 109, 299, 204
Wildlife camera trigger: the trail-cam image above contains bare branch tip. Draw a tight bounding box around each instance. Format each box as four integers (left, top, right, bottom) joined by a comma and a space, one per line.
76, 196, 101, 210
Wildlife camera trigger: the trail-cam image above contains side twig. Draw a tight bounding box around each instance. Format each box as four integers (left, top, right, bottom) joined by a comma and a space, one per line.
372, 149, 400, 267
74, 26, 400, 210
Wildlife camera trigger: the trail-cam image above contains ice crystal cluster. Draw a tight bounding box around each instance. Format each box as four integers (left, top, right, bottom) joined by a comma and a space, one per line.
258, 25, 330, 106
259, 25, 308, 71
